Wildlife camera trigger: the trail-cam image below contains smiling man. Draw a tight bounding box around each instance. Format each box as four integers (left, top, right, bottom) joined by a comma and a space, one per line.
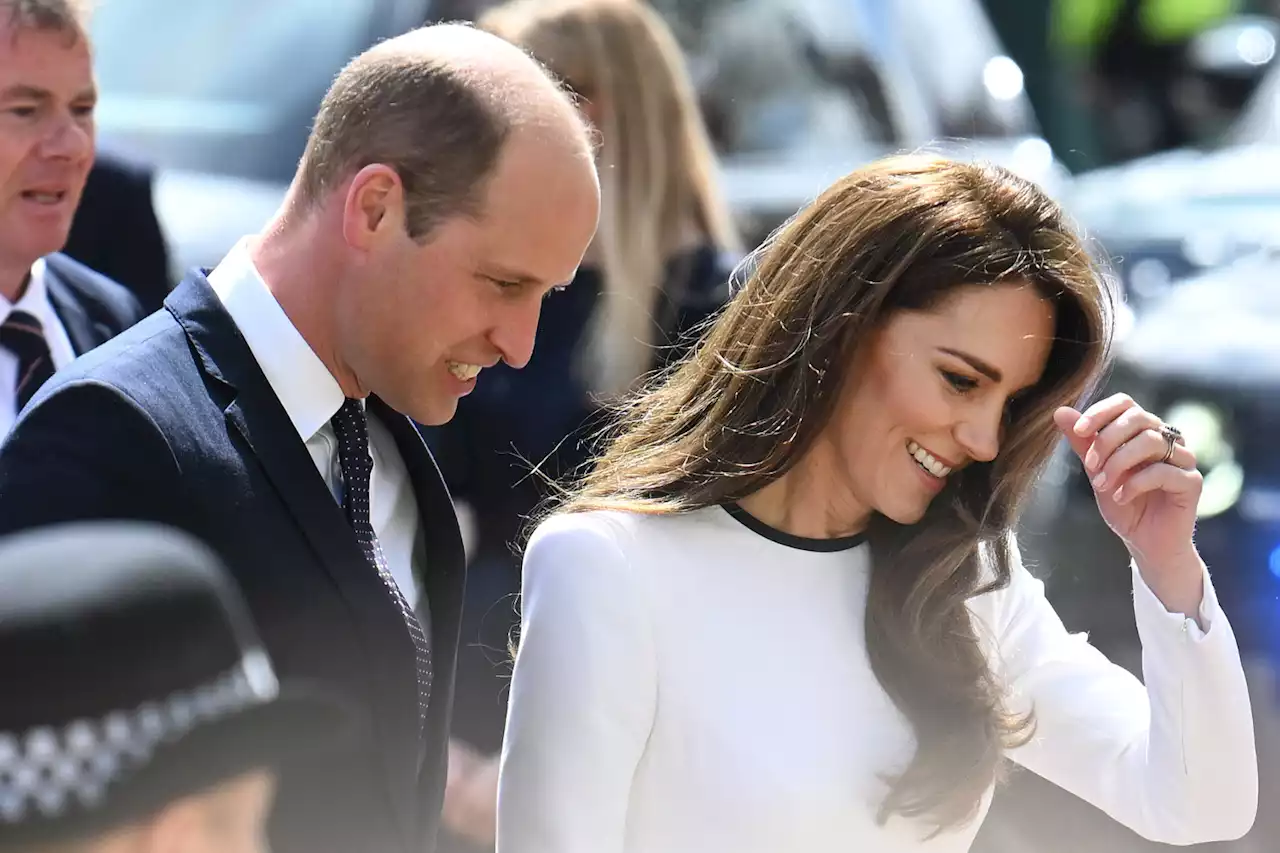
0, 0, 143, 443
0, 21, 599, 853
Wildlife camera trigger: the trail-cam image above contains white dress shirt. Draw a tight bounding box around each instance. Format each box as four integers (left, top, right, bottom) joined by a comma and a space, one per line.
0, 257, 78, 443
208, 239, 425, 606
497, 507, 1257, 853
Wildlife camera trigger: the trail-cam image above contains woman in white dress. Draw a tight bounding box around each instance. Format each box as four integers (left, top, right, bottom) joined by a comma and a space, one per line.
495, 154, 1258, 852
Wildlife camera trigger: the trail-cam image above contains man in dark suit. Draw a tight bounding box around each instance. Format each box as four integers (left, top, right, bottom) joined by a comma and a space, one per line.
0, 19, 600, 853
64, 150, 172, 313
0, 1, 144, 444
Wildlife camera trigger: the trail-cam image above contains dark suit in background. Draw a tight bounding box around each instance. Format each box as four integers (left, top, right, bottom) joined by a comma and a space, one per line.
63, 153, 172, 313
0, 272, 466, 853
43, 252, 146, 356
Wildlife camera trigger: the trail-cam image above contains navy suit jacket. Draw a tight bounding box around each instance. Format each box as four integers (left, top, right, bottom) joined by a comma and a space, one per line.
43, 252, 146, 355
63, 154, 172, 313
0, 271, 467, 853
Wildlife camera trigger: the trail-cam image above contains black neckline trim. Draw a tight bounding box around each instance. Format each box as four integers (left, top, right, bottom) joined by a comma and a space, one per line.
721, 504, 868, 552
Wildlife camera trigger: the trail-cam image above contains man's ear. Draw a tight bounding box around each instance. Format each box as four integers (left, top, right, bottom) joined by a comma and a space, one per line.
341, 164, 405, 251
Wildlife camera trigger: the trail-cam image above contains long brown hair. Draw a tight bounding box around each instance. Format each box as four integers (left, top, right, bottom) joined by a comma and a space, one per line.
480, 0, 739, 397
550, 155, 1115, 835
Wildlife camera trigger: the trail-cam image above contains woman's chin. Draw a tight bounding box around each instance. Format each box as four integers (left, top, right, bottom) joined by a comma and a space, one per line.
877, 499, 931, 527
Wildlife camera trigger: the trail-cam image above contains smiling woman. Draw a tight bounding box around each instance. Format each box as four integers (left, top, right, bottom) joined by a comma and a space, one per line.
496, 154, 1259, 853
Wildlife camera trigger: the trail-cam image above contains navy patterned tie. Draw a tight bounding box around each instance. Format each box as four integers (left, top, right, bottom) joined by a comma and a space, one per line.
330, 398, 431, 735
0, 311, 55, 412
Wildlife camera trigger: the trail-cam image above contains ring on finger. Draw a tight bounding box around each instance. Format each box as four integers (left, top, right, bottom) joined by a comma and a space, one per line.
1158, 423, 1184, 464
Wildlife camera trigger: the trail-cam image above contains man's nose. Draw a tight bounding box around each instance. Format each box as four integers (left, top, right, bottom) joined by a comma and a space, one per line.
492, 299, 543, 370
40, 112, 93, 162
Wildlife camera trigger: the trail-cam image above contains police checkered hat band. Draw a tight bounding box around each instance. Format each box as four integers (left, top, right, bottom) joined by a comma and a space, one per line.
0, 650, 279, 825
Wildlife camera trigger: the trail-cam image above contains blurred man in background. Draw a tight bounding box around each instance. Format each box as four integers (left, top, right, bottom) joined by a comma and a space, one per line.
0, 0, 143, 444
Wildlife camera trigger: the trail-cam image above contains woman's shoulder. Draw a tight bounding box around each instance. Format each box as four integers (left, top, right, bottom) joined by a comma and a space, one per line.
527, 506, 727, 559
527, 509, 635, 549
520, 510, 706, 603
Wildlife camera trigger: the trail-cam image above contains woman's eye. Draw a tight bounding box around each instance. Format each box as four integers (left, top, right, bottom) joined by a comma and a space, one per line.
941, 370, 979, 393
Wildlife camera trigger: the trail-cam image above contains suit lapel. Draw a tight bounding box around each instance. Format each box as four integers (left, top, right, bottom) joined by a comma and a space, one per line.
45, 263, 109, 355
165, 276, 375, 602
164, 275, 421, 843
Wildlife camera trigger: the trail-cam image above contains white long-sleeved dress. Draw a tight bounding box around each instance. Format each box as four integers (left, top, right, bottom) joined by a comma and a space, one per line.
496, 506, 1258, 852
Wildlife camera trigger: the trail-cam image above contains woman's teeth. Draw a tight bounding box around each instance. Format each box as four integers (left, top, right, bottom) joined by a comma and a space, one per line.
907, 440, 952, 478
447, 362, 482, 381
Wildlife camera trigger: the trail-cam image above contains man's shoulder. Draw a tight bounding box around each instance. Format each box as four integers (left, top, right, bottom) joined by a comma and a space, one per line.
44, 252, 147, 328
45, 308, 190, 402
11, 310, 214, 466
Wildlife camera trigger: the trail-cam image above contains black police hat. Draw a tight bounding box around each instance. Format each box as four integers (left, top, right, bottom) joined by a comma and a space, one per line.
0, 521, 354, 847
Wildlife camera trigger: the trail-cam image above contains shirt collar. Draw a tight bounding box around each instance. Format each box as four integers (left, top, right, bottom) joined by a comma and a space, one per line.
1, 257, 55, 326
207, 239, 345, 443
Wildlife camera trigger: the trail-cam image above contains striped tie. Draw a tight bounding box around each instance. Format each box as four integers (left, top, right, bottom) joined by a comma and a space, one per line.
0, 311, 54, 412
330, 398, 432, 737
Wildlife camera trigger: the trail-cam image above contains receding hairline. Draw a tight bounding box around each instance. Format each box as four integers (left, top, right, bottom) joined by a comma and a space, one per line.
362, 22, 589, 146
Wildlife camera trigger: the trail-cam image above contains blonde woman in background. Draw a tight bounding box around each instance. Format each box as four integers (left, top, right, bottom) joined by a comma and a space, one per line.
421, 2, 740, 849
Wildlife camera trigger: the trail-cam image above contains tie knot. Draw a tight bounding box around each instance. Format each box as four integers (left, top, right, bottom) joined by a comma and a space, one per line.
0, 311, 46, 358
330, 397, 372, 480
334, 397, 366, 428
331, 397, 370, 438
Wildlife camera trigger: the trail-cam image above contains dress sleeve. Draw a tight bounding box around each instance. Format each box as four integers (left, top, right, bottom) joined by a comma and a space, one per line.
984, 538, 1258, 845
496, 513, 656, 853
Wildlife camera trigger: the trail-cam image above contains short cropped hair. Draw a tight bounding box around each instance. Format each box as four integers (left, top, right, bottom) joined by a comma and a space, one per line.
295, 30, 528, 242
1, 0, 90, 36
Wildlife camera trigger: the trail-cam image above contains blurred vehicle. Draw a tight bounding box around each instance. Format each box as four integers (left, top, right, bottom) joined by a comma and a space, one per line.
88, 0, 1067, 275
1059, 0, 1268, 163
654, 0, 1069, 245
1066, 13, 1280, 311
87, 0, 423, 279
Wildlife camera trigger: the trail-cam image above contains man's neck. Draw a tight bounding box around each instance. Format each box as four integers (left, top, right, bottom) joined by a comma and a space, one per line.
248, 218, 364, 398
0, 259, 35, 305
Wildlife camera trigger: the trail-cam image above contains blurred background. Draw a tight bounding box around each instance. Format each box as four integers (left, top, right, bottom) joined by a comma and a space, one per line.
78, 1, 1280, 850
